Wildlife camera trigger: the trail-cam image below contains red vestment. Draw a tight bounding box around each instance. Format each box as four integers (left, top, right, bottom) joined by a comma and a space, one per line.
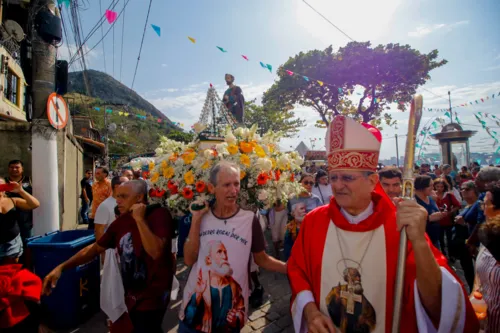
287, 185, 479, 333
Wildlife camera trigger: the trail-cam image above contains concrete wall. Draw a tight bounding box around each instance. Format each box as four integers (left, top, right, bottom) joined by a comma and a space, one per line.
0, 122, 31, 176
0, 121, 86, 231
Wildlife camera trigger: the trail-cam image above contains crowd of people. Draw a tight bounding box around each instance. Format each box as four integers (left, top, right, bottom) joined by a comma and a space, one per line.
2, 123, 500, 332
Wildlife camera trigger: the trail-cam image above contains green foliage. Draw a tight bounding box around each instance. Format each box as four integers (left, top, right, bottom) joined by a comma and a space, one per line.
243, 99, 306, 137
263, 41, 447, 127
165, 130, 194, 143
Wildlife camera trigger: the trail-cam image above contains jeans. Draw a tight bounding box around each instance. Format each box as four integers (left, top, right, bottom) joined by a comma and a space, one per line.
81, 199, 90, 224
439, 226, 453, 256
129, 308, 166, 333
178, 321, 203, 333
426, 222, 441, 250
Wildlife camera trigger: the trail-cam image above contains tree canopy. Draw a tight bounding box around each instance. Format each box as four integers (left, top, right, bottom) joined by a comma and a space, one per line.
263, 41, 447, 127
244, 100, 306, 137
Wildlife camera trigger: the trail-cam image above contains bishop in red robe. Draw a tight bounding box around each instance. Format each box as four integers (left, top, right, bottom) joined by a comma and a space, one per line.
287, 116, 479, 333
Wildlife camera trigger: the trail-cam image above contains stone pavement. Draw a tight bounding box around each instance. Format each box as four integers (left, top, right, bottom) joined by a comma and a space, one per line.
62, 229, 468, 333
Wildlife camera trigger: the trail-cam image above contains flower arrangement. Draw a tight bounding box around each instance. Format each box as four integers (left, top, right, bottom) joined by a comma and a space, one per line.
149, 124, 305, 216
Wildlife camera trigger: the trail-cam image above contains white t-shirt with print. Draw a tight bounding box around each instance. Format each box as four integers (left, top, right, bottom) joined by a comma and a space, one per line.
179, 208, 265, 332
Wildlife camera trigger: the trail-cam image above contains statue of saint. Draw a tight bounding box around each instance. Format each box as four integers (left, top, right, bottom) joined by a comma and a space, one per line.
222, 74, 245, 123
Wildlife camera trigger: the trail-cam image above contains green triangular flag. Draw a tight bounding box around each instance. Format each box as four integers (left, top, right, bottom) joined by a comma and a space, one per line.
216, 46, 227, 53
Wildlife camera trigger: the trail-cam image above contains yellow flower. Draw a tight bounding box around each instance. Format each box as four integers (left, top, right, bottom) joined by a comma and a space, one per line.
161, 160, 168, 169
254, 145, 266, 158
184, 170, 195, 185
163, 167, 175, 179
239, 141, 253, 153
150, 172, 160, 183
240, 154, 251, 167
227, 144, 239, 155
201, 160, 211, 170
270, 158, 277, 169
240, 170, 246, 180
149, 161, 155, 171
268, 144, 275, 153
181, 151, 196, 165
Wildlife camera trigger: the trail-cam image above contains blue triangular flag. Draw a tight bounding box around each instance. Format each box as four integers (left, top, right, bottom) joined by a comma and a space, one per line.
266, 64, 272, 73
58, 0, 70, 8
94, 107, 101, 111
216, 46, 227, 53
303, 76, 309, 82
259, 62, 267, 69
105, 109, 113, 114
151, 24, 161, 37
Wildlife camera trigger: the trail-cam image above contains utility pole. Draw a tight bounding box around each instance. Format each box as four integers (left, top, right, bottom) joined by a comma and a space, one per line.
448, 91, 453, 123
395, 134, 400, 167
31, 0, 60, 235
104, 109, 109, 166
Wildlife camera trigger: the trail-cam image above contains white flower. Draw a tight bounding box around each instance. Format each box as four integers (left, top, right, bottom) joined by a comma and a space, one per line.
204, 149, 215, 160
215, 143, 229, 155
193, 122, 207, 133
256, 158, 273, 172
234, 127, 244, 137
258, 189, 268, 201
225, 132, 237, 145
277, 155, 290, 169
155, 147, 164, 155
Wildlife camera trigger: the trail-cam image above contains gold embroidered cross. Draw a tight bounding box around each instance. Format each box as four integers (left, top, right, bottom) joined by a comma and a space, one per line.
341, 289, 362, 314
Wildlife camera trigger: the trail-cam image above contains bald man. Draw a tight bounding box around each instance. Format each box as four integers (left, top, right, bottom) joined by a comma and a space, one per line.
43, 180, 176, 332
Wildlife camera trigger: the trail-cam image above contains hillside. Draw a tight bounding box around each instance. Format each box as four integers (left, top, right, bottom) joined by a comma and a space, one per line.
68, 70, 174, 126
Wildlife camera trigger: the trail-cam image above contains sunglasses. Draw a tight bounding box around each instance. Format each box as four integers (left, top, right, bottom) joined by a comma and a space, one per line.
302, 181, 314, 186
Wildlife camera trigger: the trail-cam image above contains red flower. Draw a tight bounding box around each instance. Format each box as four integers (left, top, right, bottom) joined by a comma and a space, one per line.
182, 187, 194, 200
157, 189, 166, 197
149, 188, 157, 197
290, 173, 295, 182
195, 181, 206, 193
171, 186, 178, 195
167, 180, 176, 190
257, 173, 269, 186
275, 170, 281, 181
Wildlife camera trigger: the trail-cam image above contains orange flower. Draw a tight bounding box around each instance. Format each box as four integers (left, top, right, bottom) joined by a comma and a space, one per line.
182, 187, 194, 200
195, 181, 206, 193
275, 170, 281, 181
169, 153, 178, 162
290, 173, 295, 182
240, 170, 246, 180
239, 141, 253, 153
257, 173, 269, 186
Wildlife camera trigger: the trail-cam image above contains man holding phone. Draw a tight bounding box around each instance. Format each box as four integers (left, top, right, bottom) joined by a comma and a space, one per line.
42, 180, 175, 332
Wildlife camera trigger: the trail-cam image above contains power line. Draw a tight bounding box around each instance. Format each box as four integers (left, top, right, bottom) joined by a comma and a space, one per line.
302, 0, 355, 41
69, 0, 132, 67
98, 0, 107, 73
113, 20, 115, 77
120, 0, 126, 82
131, 0, 153, 89
419, 87, 449, 101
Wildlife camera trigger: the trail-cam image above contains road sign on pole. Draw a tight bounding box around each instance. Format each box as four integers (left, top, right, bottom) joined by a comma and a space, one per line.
46, 92, 69, 130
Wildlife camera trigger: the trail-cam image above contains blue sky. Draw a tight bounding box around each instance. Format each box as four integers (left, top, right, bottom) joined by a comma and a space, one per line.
62, 0, 500, 159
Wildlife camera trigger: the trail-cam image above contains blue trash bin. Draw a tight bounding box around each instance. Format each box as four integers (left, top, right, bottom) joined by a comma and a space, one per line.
27, 230, 100, 329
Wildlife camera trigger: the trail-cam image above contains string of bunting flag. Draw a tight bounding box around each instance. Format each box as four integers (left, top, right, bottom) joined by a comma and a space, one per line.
92, 106, 185, 128
423, 91, 499, 112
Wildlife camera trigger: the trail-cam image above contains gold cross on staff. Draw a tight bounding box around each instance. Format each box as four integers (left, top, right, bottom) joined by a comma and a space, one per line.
341, 289, 362, 314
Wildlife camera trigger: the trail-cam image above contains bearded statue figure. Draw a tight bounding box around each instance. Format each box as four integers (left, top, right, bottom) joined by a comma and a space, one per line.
222, 74, 245, 123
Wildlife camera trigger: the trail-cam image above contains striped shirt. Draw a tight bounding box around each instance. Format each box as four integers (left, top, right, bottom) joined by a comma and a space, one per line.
476, 247, 500, 333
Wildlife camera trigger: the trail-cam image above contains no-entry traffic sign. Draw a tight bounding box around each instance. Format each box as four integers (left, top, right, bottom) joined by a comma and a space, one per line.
46, 93, 69, 130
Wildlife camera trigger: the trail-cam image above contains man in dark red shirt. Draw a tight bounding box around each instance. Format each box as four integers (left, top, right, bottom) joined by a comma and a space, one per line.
42, 180, 175, 333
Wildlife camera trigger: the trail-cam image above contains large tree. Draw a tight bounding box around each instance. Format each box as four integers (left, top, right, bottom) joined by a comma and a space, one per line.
263, 41, 447, 127
244, 100, 306, 137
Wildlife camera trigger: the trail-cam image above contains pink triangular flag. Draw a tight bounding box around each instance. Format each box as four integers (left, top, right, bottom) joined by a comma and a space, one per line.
285, 70, 294, 76
242, 55, 249, 61
105, 10, 118, 24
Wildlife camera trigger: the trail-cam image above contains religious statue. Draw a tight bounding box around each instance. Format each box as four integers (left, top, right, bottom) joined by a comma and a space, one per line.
222, 74, 245, 123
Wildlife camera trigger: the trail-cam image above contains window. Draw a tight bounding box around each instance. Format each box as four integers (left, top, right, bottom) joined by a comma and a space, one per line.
4, 68, 19, 106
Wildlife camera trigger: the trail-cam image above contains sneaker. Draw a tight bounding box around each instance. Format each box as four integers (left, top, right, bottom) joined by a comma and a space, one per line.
249, 286, 264, 308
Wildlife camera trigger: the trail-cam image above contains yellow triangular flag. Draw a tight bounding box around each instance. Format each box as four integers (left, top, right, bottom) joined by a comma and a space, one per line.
188, 36, 196, 44
317, 80, 324, 86
118, 111, 123, 116
347, 90, 352, 96
124, 113, 129, 117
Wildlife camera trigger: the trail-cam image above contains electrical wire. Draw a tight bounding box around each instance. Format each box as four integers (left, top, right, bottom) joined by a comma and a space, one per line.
131, 0, 153, 89
69, 0, 132, 66
98, 0, 107, 73
302, 0, 355, 41
120, 0, 126, 82
113, 20, 115, 77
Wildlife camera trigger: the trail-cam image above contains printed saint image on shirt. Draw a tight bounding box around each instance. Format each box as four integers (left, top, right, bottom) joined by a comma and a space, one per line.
182, 240, 245, 332
119, 232, 147, 290
326, 265, 376, 333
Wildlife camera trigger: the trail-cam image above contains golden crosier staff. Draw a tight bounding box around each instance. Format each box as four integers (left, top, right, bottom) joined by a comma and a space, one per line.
391, 94, 423, 333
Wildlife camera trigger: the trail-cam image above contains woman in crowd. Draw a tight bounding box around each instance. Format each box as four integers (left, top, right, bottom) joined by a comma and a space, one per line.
0, 178, 40, 265
459, 166, 473, 185
414, 175, 445, 249
283, 202, 306, 261
312, 169, 333, 205
454, 181, 482, 291
287, 173, 322, 214
433, 178, 461, 256
473, 182, 500, 332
